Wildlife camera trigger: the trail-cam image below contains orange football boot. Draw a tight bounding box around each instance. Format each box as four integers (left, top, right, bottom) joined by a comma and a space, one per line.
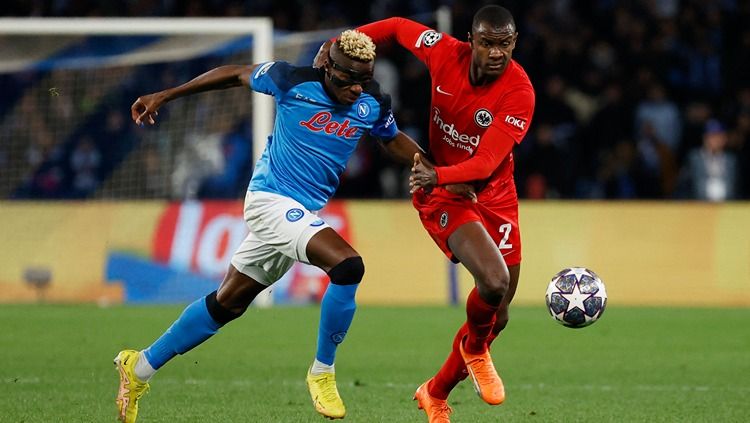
459, 338, 505, 405
413, 379, 452, 423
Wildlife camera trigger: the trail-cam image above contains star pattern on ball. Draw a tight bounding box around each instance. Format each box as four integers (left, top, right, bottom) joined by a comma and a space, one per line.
566, 267, 589, 280
561, 282, 590, 312
593, 282, 607, 306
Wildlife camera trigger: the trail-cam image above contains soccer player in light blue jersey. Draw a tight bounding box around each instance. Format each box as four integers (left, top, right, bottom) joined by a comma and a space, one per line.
114, 30, 430, 422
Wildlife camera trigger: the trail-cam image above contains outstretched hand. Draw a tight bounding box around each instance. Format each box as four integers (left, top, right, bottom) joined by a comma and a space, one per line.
409, 153, 438, 194
131, 93, 164, 126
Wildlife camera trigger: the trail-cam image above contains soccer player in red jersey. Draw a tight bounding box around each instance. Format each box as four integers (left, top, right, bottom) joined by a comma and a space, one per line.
357, 6, 535, 422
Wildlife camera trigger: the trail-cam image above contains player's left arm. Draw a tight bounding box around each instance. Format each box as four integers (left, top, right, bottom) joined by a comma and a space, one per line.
381, 131, 425, 166
380, 131, 477, 201
369, 102, 430, 166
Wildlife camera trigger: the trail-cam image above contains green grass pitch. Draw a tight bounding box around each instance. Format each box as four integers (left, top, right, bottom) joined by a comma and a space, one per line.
1, 304, 749, 422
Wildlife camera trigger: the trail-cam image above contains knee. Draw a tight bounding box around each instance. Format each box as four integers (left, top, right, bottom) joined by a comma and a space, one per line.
476, 267, 509, 303
328, 256, 365, 285
207, 291, 245, 325
216, 271, 263, 313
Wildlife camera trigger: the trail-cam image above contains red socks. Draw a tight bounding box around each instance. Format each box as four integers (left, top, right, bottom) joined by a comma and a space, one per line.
429, 323, 469, 400
464, 287, 499, 354
428, 288, 501, 399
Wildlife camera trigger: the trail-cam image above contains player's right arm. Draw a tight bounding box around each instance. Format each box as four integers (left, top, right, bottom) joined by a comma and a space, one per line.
131, 65, 258, 126
356, 17, 445, 65
313, 18, 442, 69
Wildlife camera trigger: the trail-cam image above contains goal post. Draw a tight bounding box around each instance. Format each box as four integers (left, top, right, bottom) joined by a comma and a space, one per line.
0, 17, 274, 175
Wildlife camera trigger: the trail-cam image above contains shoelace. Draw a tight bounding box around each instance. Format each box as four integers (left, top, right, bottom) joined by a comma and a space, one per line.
317, 375, 340, 402
430, 402, 453, 417
467, 355, 497, 382
130, 380, 150, 398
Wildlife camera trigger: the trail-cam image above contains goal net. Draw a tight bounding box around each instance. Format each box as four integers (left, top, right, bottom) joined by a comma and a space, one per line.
0, 18, 340, 200
0, 14, 451, 306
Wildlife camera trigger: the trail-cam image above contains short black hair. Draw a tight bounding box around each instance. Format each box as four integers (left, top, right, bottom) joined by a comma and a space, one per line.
472, 5, 516, 33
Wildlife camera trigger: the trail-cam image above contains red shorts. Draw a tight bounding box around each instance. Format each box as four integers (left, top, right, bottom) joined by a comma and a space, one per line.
412, 182, 521, 266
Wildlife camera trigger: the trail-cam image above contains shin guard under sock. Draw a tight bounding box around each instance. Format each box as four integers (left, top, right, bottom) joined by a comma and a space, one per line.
315, 283, 358, 365
465, 287, 499, 354
143, 295, 222, 369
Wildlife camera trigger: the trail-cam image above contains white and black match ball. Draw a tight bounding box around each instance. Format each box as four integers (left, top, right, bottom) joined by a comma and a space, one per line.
545, 267, 607, 328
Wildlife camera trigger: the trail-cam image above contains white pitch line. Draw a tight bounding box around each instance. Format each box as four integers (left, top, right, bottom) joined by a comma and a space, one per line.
4, 376, 749, 394
124, 378, 750, 393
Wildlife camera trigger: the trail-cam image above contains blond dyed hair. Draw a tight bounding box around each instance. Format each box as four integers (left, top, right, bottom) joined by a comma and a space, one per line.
337, 30, 376, 62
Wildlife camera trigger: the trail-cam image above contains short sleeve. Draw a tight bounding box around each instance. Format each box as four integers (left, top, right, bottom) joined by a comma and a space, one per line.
369, 107, 399, 141
250, 61, 293, 97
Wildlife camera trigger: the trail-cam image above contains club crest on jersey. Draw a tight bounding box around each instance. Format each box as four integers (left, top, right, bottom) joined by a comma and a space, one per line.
474, 109, 493, 128
286, 208, 304, 222
356, 101, 370, 118
416, 30, 442, 48
439, 211, 449, 228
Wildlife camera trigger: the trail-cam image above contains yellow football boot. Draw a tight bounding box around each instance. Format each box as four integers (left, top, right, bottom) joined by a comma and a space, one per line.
306, 367, 346, 419
114, 350, 150, 423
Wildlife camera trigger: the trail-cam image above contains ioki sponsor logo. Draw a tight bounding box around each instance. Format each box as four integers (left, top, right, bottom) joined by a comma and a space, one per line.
432, 107, 480, 152
504, 115, 527, 130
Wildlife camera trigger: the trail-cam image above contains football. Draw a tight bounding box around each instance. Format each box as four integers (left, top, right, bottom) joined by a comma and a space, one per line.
545, 267, 607, 328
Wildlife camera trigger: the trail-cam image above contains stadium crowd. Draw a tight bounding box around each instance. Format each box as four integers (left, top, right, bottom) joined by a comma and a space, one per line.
3, 0, 749, 200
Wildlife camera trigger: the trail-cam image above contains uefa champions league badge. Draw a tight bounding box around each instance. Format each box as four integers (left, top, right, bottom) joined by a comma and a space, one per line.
356, 101, 370, 118
286, 208, 304, 222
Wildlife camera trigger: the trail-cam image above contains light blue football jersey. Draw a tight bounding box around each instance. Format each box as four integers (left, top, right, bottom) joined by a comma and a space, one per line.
247, 61, 398, 211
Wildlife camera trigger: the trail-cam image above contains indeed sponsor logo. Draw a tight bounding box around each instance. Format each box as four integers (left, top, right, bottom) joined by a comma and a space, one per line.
432, 107, 480, 147
505, 115, 527, 130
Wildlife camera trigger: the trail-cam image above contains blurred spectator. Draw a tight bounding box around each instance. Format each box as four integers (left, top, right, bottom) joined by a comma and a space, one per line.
730, 110, 750, 199
635, 121, 679, 198
634, 83, 682, 153
172, 131, 225, 199
137, 143, 166, 198
516, 124, 567, 199
198, 120, 253, 199
534, 75, 578, 147
69, 135, 101, 195
679, 101, 713, 162
2, 0, 749, 201
596, 140, 638, 199
683, 120, 739, 201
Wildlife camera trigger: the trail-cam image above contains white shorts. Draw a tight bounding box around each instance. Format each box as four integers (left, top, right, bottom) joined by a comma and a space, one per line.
230, 191, 330, 286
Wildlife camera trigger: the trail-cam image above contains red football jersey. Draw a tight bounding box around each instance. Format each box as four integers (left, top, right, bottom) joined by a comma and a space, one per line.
358, 18, 535, 193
